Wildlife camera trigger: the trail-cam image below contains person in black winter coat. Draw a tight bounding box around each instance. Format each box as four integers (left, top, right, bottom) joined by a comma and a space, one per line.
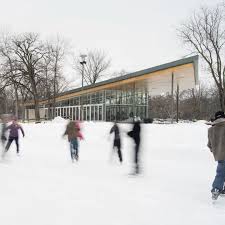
110, 122, 123, 163
4, 119, 25, 156
127, 120, 141, 174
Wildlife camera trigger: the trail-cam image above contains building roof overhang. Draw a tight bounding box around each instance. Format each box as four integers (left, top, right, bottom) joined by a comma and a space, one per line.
24, 55, 199, 106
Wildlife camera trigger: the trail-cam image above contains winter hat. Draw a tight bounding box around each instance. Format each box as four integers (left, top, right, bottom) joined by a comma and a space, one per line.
214, 111, 225, 120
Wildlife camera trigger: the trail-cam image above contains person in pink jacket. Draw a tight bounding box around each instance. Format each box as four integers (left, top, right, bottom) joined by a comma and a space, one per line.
63, 120, 83, 162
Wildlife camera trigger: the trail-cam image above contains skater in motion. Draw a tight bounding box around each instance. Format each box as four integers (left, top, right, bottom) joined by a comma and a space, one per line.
0, 115, 7, 150
4, 118, 25, 156
207, 111, 225, 200
63, 120, 83, 162
109, 122, 123, 163
127, 119, 141, 175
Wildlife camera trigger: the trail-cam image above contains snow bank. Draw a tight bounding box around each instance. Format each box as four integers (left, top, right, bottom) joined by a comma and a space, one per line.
195, 120, 208, 124
51, 116, 67, 123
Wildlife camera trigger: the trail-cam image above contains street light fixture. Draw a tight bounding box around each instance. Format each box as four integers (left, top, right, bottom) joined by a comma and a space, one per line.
80, 54, 87, 121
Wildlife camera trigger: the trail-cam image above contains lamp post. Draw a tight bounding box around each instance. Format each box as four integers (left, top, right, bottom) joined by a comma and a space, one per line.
80, 54, 87, 121
175, 75, 184, 123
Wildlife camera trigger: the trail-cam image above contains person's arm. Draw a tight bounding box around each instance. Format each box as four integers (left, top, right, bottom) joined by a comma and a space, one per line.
63, 126, 68, 137
19, 125, 25, 137
207, 130, 212, 151
1, 124, 6, 134
5, 124, 12, 131
127, 130, 133, 138
110, 125, 115, 134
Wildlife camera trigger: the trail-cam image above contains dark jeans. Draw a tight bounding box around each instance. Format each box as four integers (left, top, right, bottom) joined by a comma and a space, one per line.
113, 139, 122, 162
70, 138, 79, 161
5, 137, 19, 153
212, 160, 225, 191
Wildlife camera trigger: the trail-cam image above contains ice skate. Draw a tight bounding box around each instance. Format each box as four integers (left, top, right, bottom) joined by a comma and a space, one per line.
211, 188, 220, 201
220, 189, 225, 197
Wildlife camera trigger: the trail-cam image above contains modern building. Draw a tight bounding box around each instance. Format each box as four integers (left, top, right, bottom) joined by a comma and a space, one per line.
25, 55, 199, 122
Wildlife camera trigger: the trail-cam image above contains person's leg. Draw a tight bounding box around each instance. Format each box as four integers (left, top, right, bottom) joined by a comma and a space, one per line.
117, 147, 122, 163
134, 142, 140, 174
114, 139, 122, 163
117, 140, 122, 163
0, 140, 5, 155
70, 139, 79, 161
5, 138, 13, 152
70, 142, 75, 161
212, 161, 225, 191
75, 148, 79, 161
2, 139, 6, 147
15, 137, 19, 154
221, 184, 225, 195
74, 139, 79, 161
1, 136, 6, 147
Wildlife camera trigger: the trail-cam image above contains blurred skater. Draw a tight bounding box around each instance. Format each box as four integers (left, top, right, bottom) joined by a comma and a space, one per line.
207, 111, 225, 200
109, 122, 123, 163
63, 120, 83, 162
0, 115, 7, 151
3, 119, 25, 156
127, 119, 141, 175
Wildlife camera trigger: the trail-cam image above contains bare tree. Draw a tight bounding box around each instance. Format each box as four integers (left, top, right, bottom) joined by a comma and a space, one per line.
46, 37, 67, 118
75, 49, 111, 85
110, 69, 127, 78
11, 33, 47, 121
149, 94, 173, 119
178, 3, 225, 110
149, 83, 220, 121
0, 33, 25, 117
0, 31, 70, 121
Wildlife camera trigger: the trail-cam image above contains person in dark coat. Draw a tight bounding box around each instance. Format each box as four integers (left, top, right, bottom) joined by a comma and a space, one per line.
110, 122, 123, 163
4, 119, 25, 156
207, 111, 225, 200
127, 120, 141, 175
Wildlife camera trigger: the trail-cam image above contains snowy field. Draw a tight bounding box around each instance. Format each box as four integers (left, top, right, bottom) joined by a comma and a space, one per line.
0, 119, 224, 225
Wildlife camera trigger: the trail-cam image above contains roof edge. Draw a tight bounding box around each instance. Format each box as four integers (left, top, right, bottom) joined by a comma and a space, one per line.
58, 55, 199, 98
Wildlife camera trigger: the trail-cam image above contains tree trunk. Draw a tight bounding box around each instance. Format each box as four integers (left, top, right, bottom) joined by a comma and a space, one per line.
34, 96, 40, 122
30, 71, 40, 122
219, 88, 225, 111
52, 64, 58, 119
14, 87, 19, 119
21, 100, 25, 122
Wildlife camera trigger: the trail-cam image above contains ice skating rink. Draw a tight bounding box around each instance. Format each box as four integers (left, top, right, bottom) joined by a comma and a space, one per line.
0, 120, 224, 225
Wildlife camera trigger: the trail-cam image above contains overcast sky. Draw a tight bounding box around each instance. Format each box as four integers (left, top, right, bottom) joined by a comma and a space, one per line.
0, 0, 222, 82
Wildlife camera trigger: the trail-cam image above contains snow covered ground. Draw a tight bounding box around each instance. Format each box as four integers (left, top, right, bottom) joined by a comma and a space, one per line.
0, 120, 224, 225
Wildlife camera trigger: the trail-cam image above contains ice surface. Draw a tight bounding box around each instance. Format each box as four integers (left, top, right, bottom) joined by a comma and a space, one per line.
0, 121, 224, 225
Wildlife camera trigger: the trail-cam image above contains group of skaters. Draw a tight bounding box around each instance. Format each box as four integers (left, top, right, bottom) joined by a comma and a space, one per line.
109, 120, 141, 175
62, 111, 225, 199
63, 118, 141, 175
0, 114, 141, 175
1, 110, 225, 198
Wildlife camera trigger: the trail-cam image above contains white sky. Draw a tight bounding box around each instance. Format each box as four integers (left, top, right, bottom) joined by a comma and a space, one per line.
0, 0, 221, 84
